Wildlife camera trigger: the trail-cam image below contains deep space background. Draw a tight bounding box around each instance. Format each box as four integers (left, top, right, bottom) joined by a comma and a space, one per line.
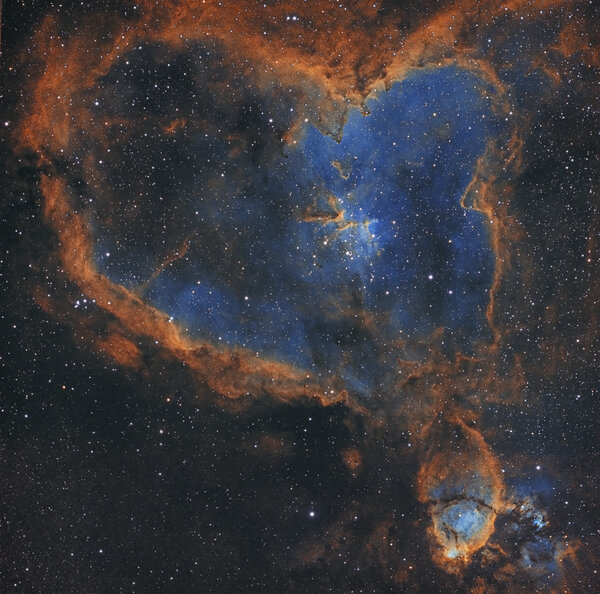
1, 0, 600, 591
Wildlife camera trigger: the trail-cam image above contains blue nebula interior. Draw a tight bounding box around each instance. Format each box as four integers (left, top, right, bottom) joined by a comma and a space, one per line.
520, 536, 559, 575
92, 62, 501, 397
510, 472, 556, 505
438, 499, 490, 543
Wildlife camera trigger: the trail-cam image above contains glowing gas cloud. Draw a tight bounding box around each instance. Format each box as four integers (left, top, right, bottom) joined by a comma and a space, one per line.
7, 0, 599, 589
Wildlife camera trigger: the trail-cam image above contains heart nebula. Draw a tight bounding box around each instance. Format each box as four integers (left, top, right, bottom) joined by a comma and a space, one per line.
90, 54, 501, 399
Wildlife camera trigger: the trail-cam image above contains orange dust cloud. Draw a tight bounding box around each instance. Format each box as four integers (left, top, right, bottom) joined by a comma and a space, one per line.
97, 333, 143, 370
341, 447, 362, 474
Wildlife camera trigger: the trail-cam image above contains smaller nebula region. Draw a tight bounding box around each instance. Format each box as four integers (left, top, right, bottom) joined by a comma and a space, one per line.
1, 1, 599, 592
